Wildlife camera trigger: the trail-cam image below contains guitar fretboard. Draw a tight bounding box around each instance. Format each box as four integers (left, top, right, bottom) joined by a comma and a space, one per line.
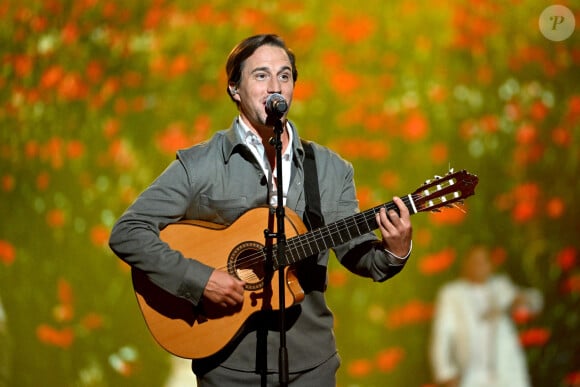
272, 194, 417, 269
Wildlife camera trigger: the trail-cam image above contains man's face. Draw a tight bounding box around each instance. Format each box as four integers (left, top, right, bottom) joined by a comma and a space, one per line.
231, 44, 294, 133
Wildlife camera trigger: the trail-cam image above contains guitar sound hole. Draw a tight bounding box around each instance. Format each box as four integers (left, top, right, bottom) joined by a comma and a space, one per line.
228, 241, 266, 291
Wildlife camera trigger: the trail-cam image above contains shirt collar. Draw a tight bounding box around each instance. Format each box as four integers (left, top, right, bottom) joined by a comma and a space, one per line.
223, 117, 304, 163
235, 116, 294, 158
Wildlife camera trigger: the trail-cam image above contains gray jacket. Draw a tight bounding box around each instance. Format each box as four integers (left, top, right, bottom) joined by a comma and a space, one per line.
109, 119, 409, 373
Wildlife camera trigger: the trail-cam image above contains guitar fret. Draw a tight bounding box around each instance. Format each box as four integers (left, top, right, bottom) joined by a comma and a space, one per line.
332, 221, 346, 245
317, 228, 329, 251
295, 240, 305, 262
359, 212, 373, 234
302, 234, 315, 257
308, 228, 326, 255
362, 211, 371, 231
346, 218, 360, 239
295, 235, 308, 261
360, 213, 372, 234
286, 240, 298, 264
353, 215, 363, 235
346, 219, 356, 240
324, 222, 337, 246
308, 233, 320, 255
339, 218, 352, 242
361, 208, 377, 232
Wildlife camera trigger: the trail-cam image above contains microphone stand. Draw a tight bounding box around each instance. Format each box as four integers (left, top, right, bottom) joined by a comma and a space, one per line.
264, 114, 289, 386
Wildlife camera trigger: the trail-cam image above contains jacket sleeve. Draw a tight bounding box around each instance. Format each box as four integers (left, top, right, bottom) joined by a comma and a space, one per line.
108, 158, 214, 306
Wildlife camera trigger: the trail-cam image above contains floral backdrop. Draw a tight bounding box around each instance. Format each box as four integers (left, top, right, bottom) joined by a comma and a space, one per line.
0, 0, 579, 386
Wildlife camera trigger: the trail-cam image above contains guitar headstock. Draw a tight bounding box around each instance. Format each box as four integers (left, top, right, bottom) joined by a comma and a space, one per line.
412, 170, 479, 213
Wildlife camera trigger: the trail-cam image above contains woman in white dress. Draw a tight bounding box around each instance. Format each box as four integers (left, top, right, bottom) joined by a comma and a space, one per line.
430, 245, 542, 387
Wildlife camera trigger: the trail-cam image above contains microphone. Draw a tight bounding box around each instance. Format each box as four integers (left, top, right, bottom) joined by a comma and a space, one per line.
265, 93, 288, 118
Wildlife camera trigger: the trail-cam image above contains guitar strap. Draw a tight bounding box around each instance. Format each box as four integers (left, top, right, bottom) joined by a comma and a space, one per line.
301, 139, 325, 230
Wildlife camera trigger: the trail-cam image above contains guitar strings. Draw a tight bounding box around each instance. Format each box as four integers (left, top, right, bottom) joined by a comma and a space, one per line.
212, 194, 424, 275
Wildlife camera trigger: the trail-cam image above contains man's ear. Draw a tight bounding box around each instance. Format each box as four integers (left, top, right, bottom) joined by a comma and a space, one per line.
228, 83, 240, 101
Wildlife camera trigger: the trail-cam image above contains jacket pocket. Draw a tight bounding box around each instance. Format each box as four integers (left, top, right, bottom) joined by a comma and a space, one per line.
198, 195, 248, 225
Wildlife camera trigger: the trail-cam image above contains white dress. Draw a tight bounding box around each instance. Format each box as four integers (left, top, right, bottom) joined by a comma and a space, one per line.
430, 275, 532, 387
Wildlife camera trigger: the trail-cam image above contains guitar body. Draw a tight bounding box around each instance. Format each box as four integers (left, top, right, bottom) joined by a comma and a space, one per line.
132, 207, 307, 359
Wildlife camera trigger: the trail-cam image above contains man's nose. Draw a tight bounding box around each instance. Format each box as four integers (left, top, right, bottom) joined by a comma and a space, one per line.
267, 77, 281, 93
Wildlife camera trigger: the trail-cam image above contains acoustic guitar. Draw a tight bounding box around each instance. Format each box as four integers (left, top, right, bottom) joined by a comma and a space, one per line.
132, 169, 478, 359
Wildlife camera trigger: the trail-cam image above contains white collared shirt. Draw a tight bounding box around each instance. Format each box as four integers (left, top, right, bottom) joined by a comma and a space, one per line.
236, 117, 293, 206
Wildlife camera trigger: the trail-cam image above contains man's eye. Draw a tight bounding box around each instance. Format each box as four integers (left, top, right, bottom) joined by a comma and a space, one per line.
255, 73, 268, 80
279, 74, 291, 82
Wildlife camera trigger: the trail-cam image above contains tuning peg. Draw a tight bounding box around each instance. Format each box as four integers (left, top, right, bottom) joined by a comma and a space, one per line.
434, 175, 442, 179
451, 203, 467, 213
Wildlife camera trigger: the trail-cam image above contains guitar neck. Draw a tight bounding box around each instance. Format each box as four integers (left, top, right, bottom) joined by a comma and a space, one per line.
272, 169, 479, 269
273, 194, 417, 269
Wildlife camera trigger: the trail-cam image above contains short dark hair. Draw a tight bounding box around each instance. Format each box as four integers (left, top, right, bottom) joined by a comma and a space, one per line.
225, 34, 298, 101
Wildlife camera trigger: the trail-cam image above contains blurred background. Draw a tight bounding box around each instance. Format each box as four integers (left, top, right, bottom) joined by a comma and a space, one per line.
0, 0, 579, 386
